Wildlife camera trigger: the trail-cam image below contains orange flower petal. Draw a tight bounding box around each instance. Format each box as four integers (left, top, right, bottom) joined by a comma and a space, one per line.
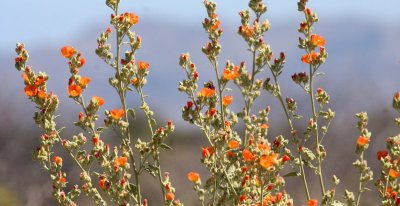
187, 172, 200, 183
138, 61, 150, 70
61, 46, 76, 58
357, 136, 369, 146
228, 140, 240, 149
128, 13, 139, 24
92, 96, 104, 106
114, 156, 128, 167
389, 169, 399, 178
311, 34, 326, 47
166, 192, 175, 201
199, 88, 216, 97
222, 66, 240, 80
37, 90, 47, 99
222, 95, 233, 106
308, 199, 318, 206
24, 85, 38, 97
52, 156, 63, 165
259, 153, 279, 169
68, 84, 82, 97
242, 149, 254, 161
79, 76, 91, 87
110, 109, 125, 120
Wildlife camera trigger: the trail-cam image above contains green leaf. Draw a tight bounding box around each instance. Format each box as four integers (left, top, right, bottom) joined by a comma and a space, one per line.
293, 114, 303, 119
283, 172, 300, 178
96, 127, 104, 133
127, 108, 136, 119
160, 143, 173, 150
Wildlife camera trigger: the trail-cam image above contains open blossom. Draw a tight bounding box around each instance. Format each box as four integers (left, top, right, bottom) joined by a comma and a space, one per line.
357, 136, 369, 146
308, 199, 318, 206
52, 156, 63, 165
222, 66, 239, 80
126, 13, 138, 25
37, 90, 47, 99
211, 20, 221, 31
24, 85, 38, 97
166, 192, 175, 201
259, 153, 279, 169
311, 34, 326, 47
114, 156, 128, 168
138, 61, 150, 70
187, 172, 200, 183
61, 46, 76, 58
301, 51, 318, 64
198, 88, 216, 97
92, 96, 104, 106
242, 149, 254, 161
110, 109, 125, 120
389, 169, 400, 178
228, 140, 240, 149
68, 84, 82, 97
79, 76, 91, 87
202, 147, 213, 158
222, 95, 233, 106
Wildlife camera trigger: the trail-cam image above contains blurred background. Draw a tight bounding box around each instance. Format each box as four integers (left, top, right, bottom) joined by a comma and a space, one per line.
1, 0, 400, 205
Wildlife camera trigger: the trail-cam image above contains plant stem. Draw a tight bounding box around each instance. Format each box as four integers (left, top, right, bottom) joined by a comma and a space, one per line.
56, 132, 107, 206
309, 63, 326, 196
137, 84, 167, 205
266, 62, 311, 200
355, 152, 364, 206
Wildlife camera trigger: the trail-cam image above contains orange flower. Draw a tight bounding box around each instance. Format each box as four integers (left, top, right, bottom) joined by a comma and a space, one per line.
21, 73, 29, 83
79, 57, 86, 67
389, 169, 400, 178
301, 51, 318, 64
110, 109, 125, 120
187, 172, 200, 183
308, 199, 318, 206
61, 46, 76, 58
68, 84, 82, 97
311, 34, 326, 47
59, 177, 67, 183
166, 192, 175, 201
242, 149, 254, 161
79, 76, 91, 87
52, 156, 63, 165
223, 66, 240, 80
211, 20, 221, 31
257, 143, 270, 153
127, 13, 139, 24
98, 178, 107, 189
259, 153, 279, 169
24, 85, 38, 97
92, 96, 104, 106
222, 96, 233, 106
138, 61, 150, 70
357, 136, 369, 146
199, 88, 216, 97
260, 123, 269, 129
228, 140, 240, 149
34, 76, 45, 85
131, 77, 139, 85
114, 156, 128, 168
37, 90, 47, 99
202, 147, 213, 158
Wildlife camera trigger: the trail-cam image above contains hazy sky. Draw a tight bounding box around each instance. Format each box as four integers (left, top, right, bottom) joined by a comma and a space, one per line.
2, 0, 400, 50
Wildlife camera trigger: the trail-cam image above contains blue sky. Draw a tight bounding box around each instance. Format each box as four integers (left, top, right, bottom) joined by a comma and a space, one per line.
2, 0, 400, 49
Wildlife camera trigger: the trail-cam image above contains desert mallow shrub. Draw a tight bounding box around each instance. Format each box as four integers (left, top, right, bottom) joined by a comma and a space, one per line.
13, 0, 400, 205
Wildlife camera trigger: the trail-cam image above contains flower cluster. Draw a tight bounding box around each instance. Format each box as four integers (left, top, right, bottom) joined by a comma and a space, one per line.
14, 0, 179, 205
